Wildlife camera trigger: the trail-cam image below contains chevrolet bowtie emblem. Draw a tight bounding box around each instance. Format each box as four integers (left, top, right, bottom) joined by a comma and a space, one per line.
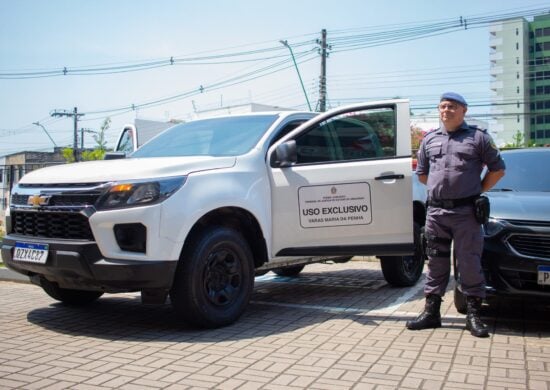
27, 195, 51, 207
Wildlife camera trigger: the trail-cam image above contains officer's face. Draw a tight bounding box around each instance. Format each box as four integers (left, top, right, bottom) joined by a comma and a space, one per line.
438, 100, 467, 131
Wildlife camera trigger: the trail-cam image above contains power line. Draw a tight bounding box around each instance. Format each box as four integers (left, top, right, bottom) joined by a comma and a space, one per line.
1, 7, 547, 80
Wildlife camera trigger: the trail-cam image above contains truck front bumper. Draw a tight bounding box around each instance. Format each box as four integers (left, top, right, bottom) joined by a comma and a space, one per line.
1, 235, 177, 293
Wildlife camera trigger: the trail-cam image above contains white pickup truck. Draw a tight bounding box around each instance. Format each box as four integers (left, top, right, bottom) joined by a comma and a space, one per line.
1, 99, 426, 328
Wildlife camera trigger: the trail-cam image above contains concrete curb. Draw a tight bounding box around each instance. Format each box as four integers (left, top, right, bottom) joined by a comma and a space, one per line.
0, 267, 30, 283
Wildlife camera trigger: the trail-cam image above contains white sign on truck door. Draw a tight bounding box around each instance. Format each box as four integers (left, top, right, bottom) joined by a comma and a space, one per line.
298, 182, 372, 228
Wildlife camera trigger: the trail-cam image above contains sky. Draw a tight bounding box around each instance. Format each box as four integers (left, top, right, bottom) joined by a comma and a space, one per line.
1, 0, 549, 157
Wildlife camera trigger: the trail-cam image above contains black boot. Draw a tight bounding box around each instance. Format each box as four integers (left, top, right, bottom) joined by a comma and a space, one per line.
406, 294, 442, 330
465, 296, 489, 338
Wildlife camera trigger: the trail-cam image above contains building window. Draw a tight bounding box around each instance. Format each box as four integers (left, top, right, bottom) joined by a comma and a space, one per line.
537, 116, 544, 124
531, 131, 536, 138
546, 129, 550, 138
517, 115, 520, 123
516, 57, 520, 64
517, 101, 520, 108
537, 130, 544, 138
516, 27, 519, 36
517, 86, 520, 94
531, 117, 535, 125
517, 72, 520, 79
516, 42, 519, 50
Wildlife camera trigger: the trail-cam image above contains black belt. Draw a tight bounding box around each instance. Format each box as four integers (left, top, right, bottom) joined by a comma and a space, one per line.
427, 195, 478, 209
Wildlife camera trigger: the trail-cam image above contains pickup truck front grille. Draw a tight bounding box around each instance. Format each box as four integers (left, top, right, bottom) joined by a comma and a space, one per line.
11, 210, 94, 240
10, 182, 108, 241
11, 193, 102, 207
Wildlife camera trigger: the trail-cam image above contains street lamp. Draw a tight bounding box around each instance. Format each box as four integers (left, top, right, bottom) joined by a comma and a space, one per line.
32, 122, 58, 147
280, 40, 312, 111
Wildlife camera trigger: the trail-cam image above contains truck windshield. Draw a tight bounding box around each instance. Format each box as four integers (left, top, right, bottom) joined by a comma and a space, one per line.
131, 115, 279, 157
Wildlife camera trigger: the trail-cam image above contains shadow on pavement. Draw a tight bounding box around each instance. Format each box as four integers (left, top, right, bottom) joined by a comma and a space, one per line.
24, 268, 550, 341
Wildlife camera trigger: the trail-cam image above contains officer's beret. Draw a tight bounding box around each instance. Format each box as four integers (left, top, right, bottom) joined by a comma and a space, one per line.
440, 92, 468, 107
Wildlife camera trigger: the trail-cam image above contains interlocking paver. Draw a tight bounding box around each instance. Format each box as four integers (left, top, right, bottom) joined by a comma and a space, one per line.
1, 260, 549, 389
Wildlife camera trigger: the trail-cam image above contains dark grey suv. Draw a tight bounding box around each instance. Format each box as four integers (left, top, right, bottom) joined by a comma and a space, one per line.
454, 148, 550, 312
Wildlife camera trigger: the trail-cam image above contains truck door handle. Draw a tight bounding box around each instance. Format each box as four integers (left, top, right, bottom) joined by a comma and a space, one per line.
374, 174, 405, 180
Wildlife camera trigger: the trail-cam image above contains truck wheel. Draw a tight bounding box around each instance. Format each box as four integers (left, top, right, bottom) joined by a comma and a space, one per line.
40, 278, 103, 305
170, 227, 254, 328
454, 286, 467, 314
379, 223, 423, 287
273, 264, 305, 277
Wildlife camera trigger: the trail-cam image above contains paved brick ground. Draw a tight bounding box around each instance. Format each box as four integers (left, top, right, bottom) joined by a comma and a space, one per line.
0, 261, 549, 389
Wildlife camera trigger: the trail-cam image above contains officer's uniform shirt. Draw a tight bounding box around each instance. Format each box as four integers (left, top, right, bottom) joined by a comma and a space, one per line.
416, 121, 506, 202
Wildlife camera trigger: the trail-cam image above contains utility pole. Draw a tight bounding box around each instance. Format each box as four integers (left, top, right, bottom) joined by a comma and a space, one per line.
80, 128, 95, 149
317, 29, 329, 112
51, 107, 84, 161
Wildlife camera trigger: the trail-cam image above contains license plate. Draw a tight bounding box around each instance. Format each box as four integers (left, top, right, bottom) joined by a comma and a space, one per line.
13, 242, 49, 264
537, 265, 550, 285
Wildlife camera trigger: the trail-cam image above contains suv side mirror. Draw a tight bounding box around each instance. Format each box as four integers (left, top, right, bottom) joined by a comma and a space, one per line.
272, 140, 297, 167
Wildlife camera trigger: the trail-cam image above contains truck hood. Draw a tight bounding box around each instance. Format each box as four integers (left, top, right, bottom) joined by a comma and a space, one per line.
20, 156, 237, 184
486, 191, 550, 222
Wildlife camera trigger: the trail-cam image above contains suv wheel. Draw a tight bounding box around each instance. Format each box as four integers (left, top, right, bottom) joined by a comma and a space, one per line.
379, 222, 424, 287
170, 227, 254, 328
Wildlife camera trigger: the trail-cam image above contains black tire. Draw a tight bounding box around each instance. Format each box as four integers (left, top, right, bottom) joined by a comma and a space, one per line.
272, 264, 305, 277
170, 227, 254, 328
379, 222, 424, 287
454, 285, 467, 314
40, 278, 103, 306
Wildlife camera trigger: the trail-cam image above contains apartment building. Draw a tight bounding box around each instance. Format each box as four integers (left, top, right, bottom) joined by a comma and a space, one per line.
489, 13, 550, 146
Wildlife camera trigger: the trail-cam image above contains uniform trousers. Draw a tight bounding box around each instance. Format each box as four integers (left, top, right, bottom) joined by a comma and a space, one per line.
424, 205, 486, 298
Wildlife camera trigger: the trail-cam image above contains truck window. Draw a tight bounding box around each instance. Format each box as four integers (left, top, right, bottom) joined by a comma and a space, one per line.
132, 115, 279, 158
294, 107, 396, 164
117, 128, 135, 154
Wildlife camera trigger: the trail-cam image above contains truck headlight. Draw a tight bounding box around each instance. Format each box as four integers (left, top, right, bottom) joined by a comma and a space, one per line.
96, 176, 186, 210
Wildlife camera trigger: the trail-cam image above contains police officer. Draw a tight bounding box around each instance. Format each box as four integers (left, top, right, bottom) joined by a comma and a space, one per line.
407, 92, 505, 338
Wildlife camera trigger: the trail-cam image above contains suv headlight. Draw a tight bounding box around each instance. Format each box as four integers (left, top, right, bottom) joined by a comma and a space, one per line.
96, 176, 186, 210
482, 217, 506, 237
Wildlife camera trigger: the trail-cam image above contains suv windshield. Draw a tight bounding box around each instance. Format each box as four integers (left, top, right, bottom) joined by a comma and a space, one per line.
132, 115, 279, 158
490, 150, 550, 192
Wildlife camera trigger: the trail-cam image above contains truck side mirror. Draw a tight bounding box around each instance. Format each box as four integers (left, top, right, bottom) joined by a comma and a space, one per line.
272, 140, 297, 167
103, 152, 127, 160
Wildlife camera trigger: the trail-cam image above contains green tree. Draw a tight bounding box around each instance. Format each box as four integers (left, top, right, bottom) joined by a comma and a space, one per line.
502, 130, 533, 149
62, 117, 112, 162
62, 147, 76, 163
